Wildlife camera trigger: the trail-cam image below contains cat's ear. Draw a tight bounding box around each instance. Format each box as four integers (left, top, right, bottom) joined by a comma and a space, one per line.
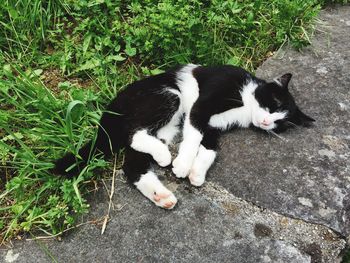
294, 108, 315, 126
274, 73, 292, 88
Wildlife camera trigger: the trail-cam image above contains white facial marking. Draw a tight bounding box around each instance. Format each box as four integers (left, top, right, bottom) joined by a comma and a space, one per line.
134, 171, 177, 209
209, 80, 287, 131
255, 110, 287, 130
189, 145, 216, 187
131, 129, 172, 167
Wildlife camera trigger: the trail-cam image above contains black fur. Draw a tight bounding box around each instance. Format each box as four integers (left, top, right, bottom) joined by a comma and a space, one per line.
254, 73, 315, 133
54, 65, 314, 183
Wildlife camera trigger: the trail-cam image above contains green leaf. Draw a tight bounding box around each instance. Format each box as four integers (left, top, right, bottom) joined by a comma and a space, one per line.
73, 169, 87, 206
83, 34, 92, 57
3, 64, 12, 77
2, 132, 24, 142
231, 8, 242, 14
226, 57, 240, 66
8, 7, 19, 19
58, 81, 73, 90
106, 54, 126, 62
74, 58, 101, 73
65, 100, 85, 139
125, 44, 137, 57
33, 69, 43, 76
150, 69, 164, 75
11, 204, 24, 215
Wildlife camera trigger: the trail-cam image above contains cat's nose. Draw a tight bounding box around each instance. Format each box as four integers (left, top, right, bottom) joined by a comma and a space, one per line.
261, 118, 270, 126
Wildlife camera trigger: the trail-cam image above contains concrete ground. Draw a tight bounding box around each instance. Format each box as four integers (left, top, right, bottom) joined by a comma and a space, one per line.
1, 5, 349, 263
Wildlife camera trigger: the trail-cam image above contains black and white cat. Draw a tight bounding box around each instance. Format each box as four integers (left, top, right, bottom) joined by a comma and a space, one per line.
54, 64, 314, 209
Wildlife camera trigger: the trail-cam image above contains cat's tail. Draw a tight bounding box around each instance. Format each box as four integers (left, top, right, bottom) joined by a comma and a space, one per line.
53, 140, 97, 178
53, 123, 123, 178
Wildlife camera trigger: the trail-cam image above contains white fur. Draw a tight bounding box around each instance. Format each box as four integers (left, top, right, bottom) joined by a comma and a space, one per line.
209, 106, 252, 130
176, 64, 199, 113
172, 64, 203, 178
189, 145, 216, 186
209, 80, 287, 131
134, 171, 177, 209
167, 88, 181, 97
156, 120, 180, 145
131, 129, 172, 167
172, 117, 203, 178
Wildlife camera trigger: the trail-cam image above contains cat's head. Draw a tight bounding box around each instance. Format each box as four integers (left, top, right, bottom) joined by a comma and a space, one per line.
252, 73, 315, 133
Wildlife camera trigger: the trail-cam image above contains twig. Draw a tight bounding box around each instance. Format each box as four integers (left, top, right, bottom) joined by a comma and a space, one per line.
26, 220, 98, 241
268, 130, 287, 141
101, 155, 117, 235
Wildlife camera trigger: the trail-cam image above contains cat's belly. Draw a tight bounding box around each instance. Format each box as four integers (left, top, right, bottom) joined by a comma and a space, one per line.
156, 89, 183, 145
157, 64, 200, 144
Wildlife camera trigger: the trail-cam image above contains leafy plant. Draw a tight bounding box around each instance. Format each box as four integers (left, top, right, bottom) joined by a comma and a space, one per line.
0, 66, 105, 241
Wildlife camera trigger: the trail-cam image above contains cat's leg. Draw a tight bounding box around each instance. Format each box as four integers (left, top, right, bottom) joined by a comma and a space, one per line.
123, 147, 177, 209
135, 171, 177, 209
188, 128, 220, 186
172, 116, 203, 178
131, 129, 172, 167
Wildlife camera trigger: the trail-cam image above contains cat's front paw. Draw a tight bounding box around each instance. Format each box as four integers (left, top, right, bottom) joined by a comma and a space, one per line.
153, 191, 177, 209
172, 156, 192, 178
153, 146, 172, 167
189, 169, 206, 187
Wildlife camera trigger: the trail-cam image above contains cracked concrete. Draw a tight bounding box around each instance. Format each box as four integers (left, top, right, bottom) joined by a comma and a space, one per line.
1, 5, 349, 263
210, 5, 350, 238
0, 179, 346, 263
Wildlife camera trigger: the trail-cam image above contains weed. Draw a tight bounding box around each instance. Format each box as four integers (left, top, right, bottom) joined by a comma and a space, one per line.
0, 65, 107, 241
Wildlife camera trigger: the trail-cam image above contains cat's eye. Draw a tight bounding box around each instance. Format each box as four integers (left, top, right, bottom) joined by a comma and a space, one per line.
274, 98, 283, 108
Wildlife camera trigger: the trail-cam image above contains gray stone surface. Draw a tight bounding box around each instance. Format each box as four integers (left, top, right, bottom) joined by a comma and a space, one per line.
211, 5, 350, 237
0, 181, 346, 262
1, 5, 349, 263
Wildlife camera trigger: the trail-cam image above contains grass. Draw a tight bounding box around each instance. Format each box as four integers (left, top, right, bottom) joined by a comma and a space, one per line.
0, 0, 347, 244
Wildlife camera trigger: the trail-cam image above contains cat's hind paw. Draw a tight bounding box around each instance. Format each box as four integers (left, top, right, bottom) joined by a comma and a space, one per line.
134, 171, 178, 209
188, 169, 206, 187
153, 191, 177, 209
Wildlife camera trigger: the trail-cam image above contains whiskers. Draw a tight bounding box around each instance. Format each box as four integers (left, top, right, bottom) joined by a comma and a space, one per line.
228, 98, 243, 105
285, 121, 298, 128
267, 130, 286, 141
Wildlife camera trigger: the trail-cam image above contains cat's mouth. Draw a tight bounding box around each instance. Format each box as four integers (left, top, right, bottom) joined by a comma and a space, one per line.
253, 111, 288, 131
259, 122, 277, 130
252, 120, 275, 131
252, 117, 277, 131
